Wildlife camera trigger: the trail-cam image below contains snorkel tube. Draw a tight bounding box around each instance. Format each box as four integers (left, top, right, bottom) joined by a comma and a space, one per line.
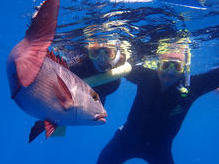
174, 37, 191, 96
109, 40, 121, 67
184, 42, 191, 88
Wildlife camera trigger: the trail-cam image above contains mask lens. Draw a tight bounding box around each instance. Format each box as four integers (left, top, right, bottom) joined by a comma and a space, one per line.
162, 62, 170, 70
89, 49, 99, 59
109, 52, 115, 59
161, 61, 183, 72
89, 48, 109, 59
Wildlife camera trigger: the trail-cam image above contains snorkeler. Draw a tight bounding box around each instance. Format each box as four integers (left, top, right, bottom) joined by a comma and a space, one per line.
94, 36, 219, 164
66, 24, 219, 163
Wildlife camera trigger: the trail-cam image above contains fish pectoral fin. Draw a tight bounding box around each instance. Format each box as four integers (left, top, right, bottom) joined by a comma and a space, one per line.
51, 126, 66, 137
44, 120, 57, 139
29, 120, 45, 143
55, 74, 74, 110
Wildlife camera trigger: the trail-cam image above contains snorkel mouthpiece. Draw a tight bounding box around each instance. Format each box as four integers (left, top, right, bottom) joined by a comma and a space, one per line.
109, 45, 121, 67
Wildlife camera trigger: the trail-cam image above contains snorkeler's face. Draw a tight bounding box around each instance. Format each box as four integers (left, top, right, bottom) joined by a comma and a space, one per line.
158, 60, 184, 87
89, 47, 121, 72
158, 70, 183, 88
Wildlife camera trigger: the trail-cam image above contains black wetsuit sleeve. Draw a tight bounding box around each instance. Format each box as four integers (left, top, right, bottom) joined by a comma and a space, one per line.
190, 67, 219, 100
126, 65, 156, 84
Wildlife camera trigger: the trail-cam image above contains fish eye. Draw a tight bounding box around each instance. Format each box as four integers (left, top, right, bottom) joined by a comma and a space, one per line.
90, 90, 99, 101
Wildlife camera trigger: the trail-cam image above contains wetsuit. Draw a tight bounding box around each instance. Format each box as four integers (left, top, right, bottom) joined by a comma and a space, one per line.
97, 65, 219, 164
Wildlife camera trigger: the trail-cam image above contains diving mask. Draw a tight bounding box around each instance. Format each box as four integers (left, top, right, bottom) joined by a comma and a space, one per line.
88, 43, 122, 72
159, 59, 184, 73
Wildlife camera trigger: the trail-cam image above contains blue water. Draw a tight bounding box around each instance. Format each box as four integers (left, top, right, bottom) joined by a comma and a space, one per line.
0, 0, 219, 164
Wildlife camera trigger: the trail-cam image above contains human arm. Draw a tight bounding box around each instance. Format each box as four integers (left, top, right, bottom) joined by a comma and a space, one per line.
190, 67, 219, 100
125, 65, 157, 84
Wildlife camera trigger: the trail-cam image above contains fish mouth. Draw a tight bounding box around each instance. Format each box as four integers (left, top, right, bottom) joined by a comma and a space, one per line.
94, 112, 107, 123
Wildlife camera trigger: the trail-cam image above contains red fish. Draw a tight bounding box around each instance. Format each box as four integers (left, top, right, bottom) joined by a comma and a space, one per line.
6, 0, 107, 143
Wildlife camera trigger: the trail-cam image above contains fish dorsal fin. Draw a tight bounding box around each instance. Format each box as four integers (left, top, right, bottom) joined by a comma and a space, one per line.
29, 120, 45, 143
47, 51, 69, 69
9, 0, 60, 88
25, 0, 59, 42
55, 74, 74, 110
44, 121, 57, 138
